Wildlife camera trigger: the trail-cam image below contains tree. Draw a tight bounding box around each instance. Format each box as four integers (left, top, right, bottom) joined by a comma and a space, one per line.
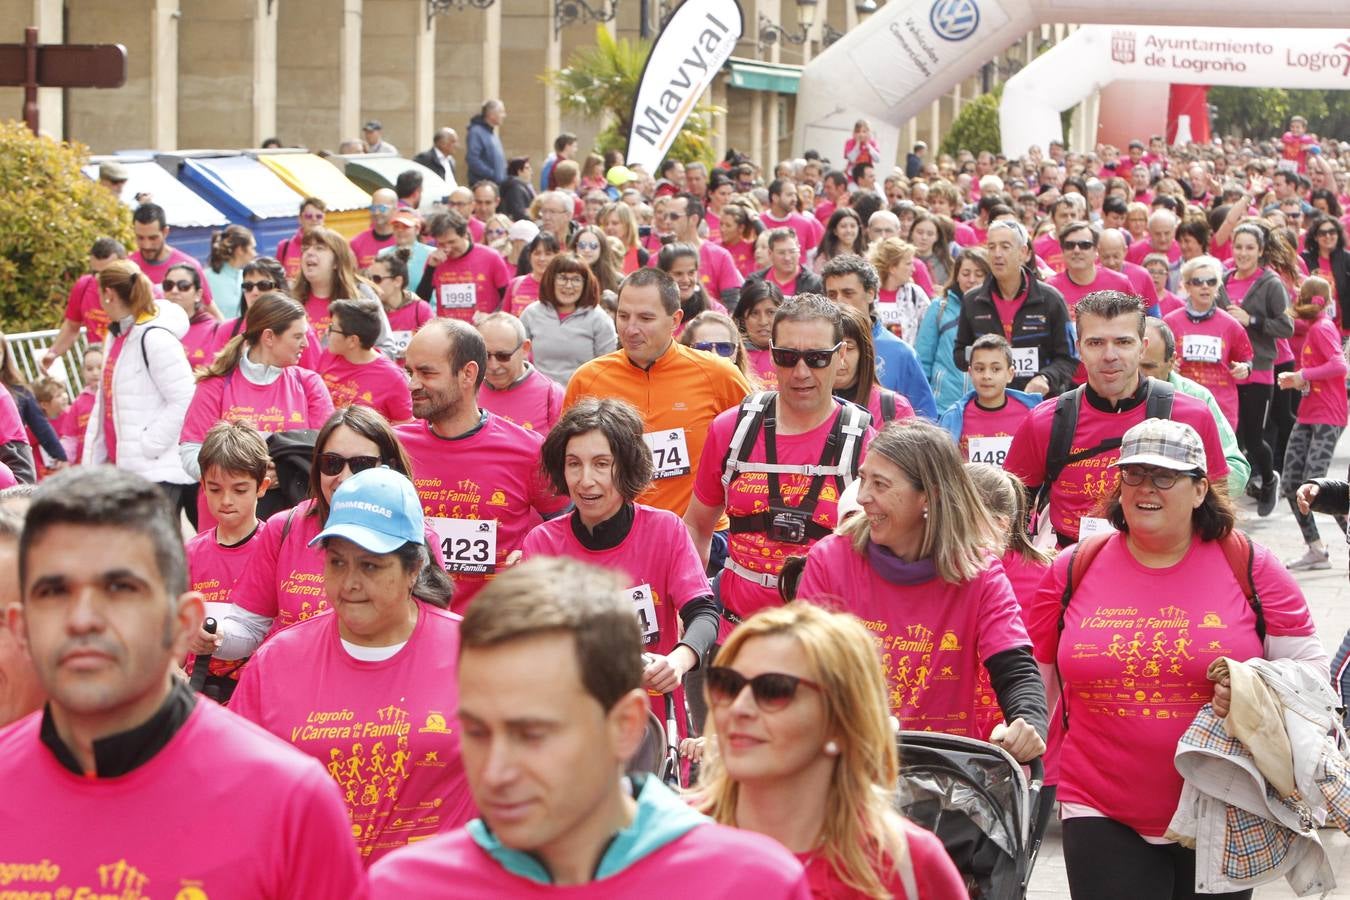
940, 85, 1072, 159
1208, 87, 1291, 139
0, 120, 131, 332
543, 26, 721, 166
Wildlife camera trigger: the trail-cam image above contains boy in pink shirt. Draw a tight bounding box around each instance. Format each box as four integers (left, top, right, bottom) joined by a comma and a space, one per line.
367, 558, 810, 898
319, 298, 414, 424
937, 334, 1039, 465
0, 467, 364, 898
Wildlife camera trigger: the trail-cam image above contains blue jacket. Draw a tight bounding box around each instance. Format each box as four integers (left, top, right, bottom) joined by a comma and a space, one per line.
937, 387, 1042, 444
872, 321, 937, 420
915, 288, 968, 414
466, 114, 507, 185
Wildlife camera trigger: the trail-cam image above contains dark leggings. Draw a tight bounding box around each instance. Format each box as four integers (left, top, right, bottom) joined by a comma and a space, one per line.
1266, 361, 1296, 474
1236, 382, 1275, 483
1282, 422, 1347, 543
1062, 816, 1253, 900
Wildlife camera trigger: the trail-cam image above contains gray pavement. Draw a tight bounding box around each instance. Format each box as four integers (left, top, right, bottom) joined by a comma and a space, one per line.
1027, 441, 1350, 899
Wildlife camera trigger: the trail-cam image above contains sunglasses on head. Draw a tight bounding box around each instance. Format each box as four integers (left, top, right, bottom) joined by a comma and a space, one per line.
705, 666, 822, 712
162, 279, 195, 293
1061, 239, 1095, 251
242, 279, 276, 293
693, 340, 737, 358
1187, 276, 1219, 287
317, 452, 382, 477
770, 342, 842, 370
487, 342, 524, 363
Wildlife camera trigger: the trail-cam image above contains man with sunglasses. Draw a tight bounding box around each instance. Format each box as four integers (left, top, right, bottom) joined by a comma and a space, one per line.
565, 268, 751, 522
1047, 221, 1133, 313
685, 294, 874, 640
351, 188, 400, 270
476, 313, 564, 434
369, 557, 810, 897
661, 192, 744, 307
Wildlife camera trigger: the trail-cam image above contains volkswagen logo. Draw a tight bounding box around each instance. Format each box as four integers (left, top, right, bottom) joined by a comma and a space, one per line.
929, 0, 979, 41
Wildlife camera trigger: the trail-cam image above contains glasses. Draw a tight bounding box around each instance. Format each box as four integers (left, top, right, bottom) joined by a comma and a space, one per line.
487, 228, 508, 238
317, 452, 381, 477
1318, 229, 1339, 237
487, 342, 524, 363
368, 274, 387, 284
301, 212, 325, 222
242, 279, 276, 293
162, 279, 195, 293
327, 328, 348, 338
693, 341, 737, 358
770, 342, 842, 370
575, 240, 601, 251
370, 204, 393, 214
1119, 466, 1196, 490
555, 274, 586, 287
706, 667, 823, 712
1061, 239, 1095, 251
1187, 277, 1219, 287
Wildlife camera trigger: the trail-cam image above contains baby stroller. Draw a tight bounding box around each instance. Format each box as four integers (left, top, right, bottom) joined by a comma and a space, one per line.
895, 731, 1054, 900
626, 692, 686, 789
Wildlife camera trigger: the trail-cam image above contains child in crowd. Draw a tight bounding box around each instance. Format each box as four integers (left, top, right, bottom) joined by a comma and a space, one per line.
58, 345, 102, 465
184, 421, 273, 701
29, 377, 70, 479
938, 334, 1040, 466
844, 118, 880, 171
1280, 115, 1317, 174
318, 299, 414, 425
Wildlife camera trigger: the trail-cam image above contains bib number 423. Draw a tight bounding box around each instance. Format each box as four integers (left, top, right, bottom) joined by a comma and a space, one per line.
431, 518, 498, 574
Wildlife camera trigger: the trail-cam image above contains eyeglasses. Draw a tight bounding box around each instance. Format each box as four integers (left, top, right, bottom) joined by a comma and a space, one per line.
370, 204, 393, 214
1119, 466, 1197, 490
487, 342, 524, 363
1318, 229, 1339, 237
317, 452, 382, 477
1187, 277, 1219, 287
242, 279, 276, 293
770, 342, 842, 370
487, 228, 508, 238
326, 328, 348, 338
575, 240, 601, 251
693, 341, 737, 358
1061, 239, 1095, 251
555, 274, 586, 287
706, 666, 823, 712
301, 212, 325, 222
162, 279, 195, 293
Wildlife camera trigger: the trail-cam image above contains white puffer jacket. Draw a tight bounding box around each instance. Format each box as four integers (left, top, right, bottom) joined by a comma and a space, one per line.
83, 302, 195, 484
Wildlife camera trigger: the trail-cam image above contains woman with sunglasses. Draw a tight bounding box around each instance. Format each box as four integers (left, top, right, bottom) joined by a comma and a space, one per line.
519, 253, 617, 385
1300, 216, 1350, 321
161, 263, 225, 371
214, 256, 323, 371
521, 397, 719, 734
692, 602, 968, 900
658, 243, 727, 338
1027, 418, 1323, 900
834, 305, 914, 425
483, 213, 513, 259
571, 223, 624, 299
732, 277, 784, 388
368, 251, 433, 361
796, 420, 1047, 756
189, 405, 446, 664
504, 232, 560, 317
680, 310, 755, 385
229, 466, 471, 866
1163, 255, 1253, 429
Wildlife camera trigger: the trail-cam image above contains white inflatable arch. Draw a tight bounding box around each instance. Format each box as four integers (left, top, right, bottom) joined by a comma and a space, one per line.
999, 26, 1350, 158
794, 0, 1348, 163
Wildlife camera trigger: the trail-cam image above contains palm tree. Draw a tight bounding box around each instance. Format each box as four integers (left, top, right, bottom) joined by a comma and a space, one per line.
543, 26, 721, 165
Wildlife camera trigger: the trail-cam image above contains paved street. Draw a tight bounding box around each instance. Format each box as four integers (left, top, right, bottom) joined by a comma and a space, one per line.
1027, 443, 1350, 899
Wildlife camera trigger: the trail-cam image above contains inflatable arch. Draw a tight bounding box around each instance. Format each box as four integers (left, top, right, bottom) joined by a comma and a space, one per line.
794, 0, 1348, 163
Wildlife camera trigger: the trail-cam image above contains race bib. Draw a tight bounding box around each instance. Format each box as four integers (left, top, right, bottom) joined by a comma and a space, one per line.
876, 303, 904, 328
438, 282, 477, 310
967, 435, 1013, 467
643, 429, 691, 479
1078, 516, 1116, 539
1010, 347, 1039, 378
1181, 334, 1224, 364
431, 517, 497, 574
389, 330, 413, 357
626, 583, 659, 644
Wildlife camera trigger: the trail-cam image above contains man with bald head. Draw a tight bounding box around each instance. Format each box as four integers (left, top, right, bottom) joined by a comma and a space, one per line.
414, 127, 460, 186
1098, 227, 1160, 313
1126, 209, 1179, 266
350, 187, 399, 269
448, 186, 486, 242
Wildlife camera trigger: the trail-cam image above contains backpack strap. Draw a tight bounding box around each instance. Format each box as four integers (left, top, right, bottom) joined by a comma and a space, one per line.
880, 390, 897, 423
279, 505, 300, 544
138, 324, 175, 383
1055, 532, 1115, 731
1043, 385, 1085, 487
1142, 377, 1176, 420
720, 391, 775, 488
1220, 530, 1265, 641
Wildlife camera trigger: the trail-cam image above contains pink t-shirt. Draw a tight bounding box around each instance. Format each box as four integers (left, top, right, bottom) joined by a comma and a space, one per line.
1222, 268, 1275, 384
1118, 261, 1160, 310
184, 523, 263, 682
131, 246, 215, 305
181, 367, 335, 443
429, 245, 511, 321
698, 241, 745, 298
318, 351, 413, 423
385, 299, 434, 334
863, 385, 915, 425
505, 274, 542, 317
396, 416, 566, 612
719, 239, 758, 277
59, 388, 96, 462
912, 258, 935, 298
952, 220, 979, 248
797, 818, 968, 900
63, 273, 110, 343
521, 504, 711, 726
350, 229, 397, 269
759, 211, 824, 260
1000, 550, 1049, 629
798, 536, 1029, 737
0, 700, 364, 898
959, 396, 1032, 464
1004, 388, 1228, 542
1047, 266, 1132, 309
304, 296, 336, 339
1157, 290, 1185, 316
209, 320, 323, 373
182, 317, 225, 370
0, 388, 24, 444
1028, 534, 1316, 837
231, 604, 475, 865
367, 818, 810, 898
1033, 233, 1064, 275
276, 228, 304, 280
1296, 314, 1349, 426
0, 460, 14, 490
1126, 240, 1180, 266
477, 366, 565, 433
747, 348, 777, 388
693, 404, 874, 638
1163, 308, 1252, 428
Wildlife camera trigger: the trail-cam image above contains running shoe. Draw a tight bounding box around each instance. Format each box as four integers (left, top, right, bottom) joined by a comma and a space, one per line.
1286, 548, 1331, 571
1257, 471, 1281, 518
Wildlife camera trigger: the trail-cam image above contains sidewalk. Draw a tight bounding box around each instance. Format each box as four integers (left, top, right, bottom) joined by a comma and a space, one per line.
1026, 441, 1350, 899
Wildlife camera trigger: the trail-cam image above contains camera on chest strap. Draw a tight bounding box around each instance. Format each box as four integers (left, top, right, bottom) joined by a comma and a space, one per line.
769, 507, 811, 544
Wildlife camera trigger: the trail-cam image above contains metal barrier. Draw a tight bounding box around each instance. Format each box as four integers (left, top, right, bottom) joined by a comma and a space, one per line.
5, 328, 92, 395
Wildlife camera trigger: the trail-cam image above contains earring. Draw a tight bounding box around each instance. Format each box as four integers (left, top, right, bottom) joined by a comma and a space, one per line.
824, 740, 840, 756
921, 508, 929, 520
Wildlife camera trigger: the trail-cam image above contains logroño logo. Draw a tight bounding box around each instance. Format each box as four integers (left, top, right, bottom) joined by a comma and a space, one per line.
1112, 30, 1136, 65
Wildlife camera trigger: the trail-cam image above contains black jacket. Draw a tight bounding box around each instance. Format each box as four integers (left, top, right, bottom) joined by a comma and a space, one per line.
953, 270, 1076, 396
751, 267, 824, 297
1301, 247, 1350, 330
411, 148, 453, 183
499, 176, 536, 223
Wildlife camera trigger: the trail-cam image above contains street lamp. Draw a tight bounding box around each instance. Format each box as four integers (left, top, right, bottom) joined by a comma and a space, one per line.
555, 0, 619, 37
759, 0, 817, 50
427, 0, 494, 28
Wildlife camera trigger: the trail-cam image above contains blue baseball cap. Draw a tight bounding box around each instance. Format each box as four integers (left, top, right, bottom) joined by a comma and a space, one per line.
310, 467, 424, 554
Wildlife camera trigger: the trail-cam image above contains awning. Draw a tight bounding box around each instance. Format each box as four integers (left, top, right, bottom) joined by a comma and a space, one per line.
726, 57, 801, 95
251, 152, 371, 212
337, 156, 452, 212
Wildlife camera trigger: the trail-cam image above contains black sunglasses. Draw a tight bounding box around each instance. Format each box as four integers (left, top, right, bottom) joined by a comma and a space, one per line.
770, 342, 842, 370
368, 274, 387, 284
1061, 239, 1095, 251
317, 452, 381, 477
1187, 277, 1219, 287
487, 341, 524, 363
1317, 229, 1339, 237
706, 666, 823, 712
693, 340, 737, 358
242, 279, 276, 292
162, 279, 196, 293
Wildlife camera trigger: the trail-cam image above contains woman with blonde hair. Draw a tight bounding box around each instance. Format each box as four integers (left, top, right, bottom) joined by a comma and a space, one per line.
599, 201, 648, 272
796, 420, 1048, 754
692, 602, 967, 899
869, 237, 929, 344
680, 309, 755, 384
